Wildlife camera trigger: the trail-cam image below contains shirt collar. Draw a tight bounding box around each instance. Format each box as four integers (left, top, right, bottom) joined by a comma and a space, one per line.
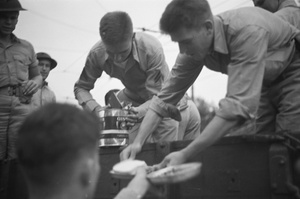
211, 16, 229, 55
103, 32, 140, 63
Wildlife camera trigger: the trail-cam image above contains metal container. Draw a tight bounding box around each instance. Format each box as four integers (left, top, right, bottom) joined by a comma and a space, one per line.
98, 108, 129, 147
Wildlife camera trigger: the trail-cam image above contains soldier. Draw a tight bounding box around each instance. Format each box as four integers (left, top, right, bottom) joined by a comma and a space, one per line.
31, 52, 57, 108
74, 11, 201, 150
0, 0, 42, 160
129, 0, 300, 166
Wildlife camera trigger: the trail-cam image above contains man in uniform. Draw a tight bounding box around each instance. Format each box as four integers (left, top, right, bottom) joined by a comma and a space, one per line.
74, 11, 201, 148
31, 52, 57, 108
122, 0, 300, 164
0, 0, 42, 160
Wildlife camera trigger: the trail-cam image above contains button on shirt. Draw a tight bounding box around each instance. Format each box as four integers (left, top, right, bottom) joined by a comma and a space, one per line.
0, 34, 39, 87
74, 32, 170, 112
150, 7, 299, 121
31, 81, 56, 108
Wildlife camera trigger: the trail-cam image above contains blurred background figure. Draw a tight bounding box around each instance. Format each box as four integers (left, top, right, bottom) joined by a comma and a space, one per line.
17, 103, 150, 199
31, 52, 57, 109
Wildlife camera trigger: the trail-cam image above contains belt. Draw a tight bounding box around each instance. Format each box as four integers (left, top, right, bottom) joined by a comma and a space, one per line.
0, 85, 32, 104
0, 85, 20, 96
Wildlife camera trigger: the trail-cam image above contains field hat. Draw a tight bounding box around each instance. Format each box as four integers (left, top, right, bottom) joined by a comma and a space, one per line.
36, 52, 57, 70
0, 0, 26, 11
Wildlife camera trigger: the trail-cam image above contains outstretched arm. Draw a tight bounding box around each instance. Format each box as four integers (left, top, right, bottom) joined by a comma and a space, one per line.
155, 116, 239, 168
120, 109, 163, 160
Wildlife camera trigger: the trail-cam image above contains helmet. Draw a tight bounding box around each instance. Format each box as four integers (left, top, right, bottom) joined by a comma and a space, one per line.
0, 0, 26, 12
36, 52, 57, 70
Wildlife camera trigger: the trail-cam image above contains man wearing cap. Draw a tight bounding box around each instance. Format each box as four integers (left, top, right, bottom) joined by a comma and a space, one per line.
31, 52, 57, 108
0, 0, 42, 160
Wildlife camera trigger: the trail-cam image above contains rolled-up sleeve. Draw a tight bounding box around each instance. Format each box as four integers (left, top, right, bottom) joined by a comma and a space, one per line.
149, 54, 203, 118
74, 49, 104, 111
217, 26, 268, 121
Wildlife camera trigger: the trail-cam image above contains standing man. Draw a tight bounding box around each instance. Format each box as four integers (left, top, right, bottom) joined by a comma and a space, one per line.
0, 0, 42, 160
31, 52, 57, 109
122, 0, 300, 163
74, 11, 200, 145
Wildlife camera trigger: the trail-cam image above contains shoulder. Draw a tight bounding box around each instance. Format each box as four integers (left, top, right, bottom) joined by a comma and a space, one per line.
89, 40, 106, 54
86, 40, 107, 63
218, 7, 278, 32
13, 37, 35, 56
134, 32, 163, 53
17, 38, 35, 49
11, 37, 37, 63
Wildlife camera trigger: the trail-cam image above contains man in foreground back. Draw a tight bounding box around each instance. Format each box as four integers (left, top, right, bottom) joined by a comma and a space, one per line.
17, 103, 150, 199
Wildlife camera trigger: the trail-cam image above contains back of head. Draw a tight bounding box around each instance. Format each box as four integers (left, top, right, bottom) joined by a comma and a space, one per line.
99, 11, 133, 45
17, 103, 100, 192
160, 0, 213, 34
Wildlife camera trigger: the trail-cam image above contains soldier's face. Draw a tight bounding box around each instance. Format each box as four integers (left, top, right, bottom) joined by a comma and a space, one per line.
0, 11, 19, 37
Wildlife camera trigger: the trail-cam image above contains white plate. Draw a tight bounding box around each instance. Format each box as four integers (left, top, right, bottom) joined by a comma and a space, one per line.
147, 162, 202, 184
110, 162, 202, 184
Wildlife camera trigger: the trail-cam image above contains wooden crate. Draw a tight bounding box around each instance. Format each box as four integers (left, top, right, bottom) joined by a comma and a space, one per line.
94, 134, 300, 199
0, 134, 298, 199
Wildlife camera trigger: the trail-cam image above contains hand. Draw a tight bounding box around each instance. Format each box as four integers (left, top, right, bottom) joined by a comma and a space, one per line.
127, 166, 150, 197
153, 151, 187, 170
120, 143, 142, 161
125, 106, 143, 128
22, 80, 39, 95
93, 106, 107, 116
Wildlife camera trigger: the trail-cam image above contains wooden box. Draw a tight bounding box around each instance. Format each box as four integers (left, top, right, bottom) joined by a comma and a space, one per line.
94, 134, 300, 199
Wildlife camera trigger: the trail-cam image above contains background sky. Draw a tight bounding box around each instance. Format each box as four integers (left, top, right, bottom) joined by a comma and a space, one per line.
15, 0, 254, 106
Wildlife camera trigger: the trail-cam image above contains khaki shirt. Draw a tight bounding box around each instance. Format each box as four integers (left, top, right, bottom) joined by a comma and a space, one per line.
31, 81, 56, 108
276, 0, 300, 28
74, 32, 170, 111
0, 34, 39, 87
150, 7, 299, 121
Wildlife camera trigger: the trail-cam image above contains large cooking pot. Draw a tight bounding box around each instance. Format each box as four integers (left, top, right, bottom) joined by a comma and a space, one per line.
98, 108, 130, 147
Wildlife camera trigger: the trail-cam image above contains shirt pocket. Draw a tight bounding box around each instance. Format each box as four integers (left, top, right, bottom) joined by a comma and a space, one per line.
13, 54, 30, 81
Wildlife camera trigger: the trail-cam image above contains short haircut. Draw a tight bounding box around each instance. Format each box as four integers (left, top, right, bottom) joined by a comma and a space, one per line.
100, 11, 133, 45
17, 103, 100, 189
160, 0, 213, 34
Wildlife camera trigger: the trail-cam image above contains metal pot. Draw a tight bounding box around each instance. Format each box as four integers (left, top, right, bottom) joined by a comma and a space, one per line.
98, 108, 130, 147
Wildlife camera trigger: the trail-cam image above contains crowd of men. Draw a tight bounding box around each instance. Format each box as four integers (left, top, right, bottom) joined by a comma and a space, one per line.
1, 0, 300, 198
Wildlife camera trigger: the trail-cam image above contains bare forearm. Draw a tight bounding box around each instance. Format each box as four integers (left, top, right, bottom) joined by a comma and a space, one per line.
134, 109, 163, 145
181, 116, 238, 160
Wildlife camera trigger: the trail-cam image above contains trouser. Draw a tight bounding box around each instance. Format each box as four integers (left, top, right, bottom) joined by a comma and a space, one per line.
256, 49, 300, 134
177, 99, 201, 140
0, 95, 31, 160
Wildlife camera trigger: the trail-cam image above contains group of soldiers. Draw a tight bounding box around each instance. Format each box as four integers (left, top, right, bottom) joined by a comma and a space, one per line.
1, 0, 300, 199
